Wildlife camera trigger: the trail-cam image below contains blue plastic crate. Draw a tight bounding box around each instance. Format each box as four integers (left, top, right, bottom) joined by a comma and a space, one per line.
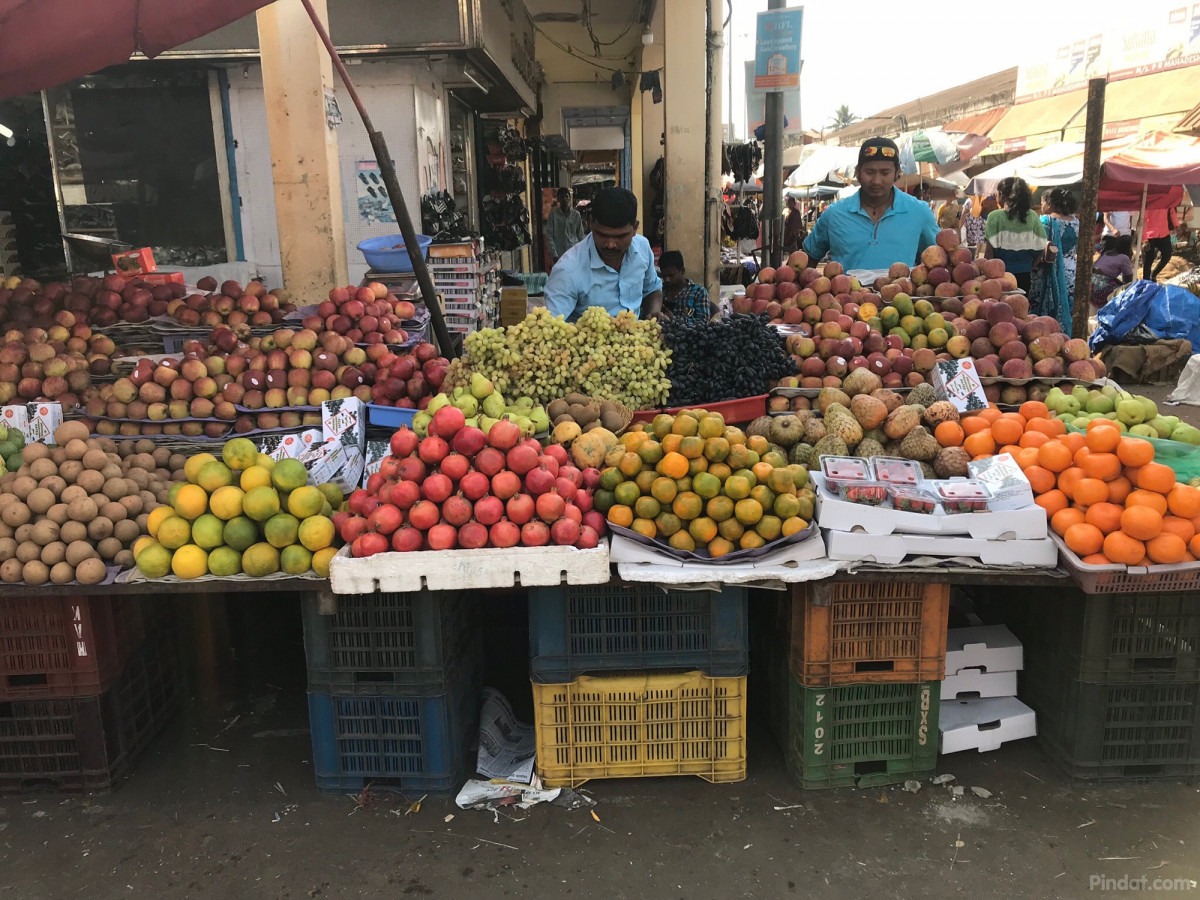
307, 661, 480, 794
528, 582, 748, 683
302, 591, 478, 693
366, 404, 417, 429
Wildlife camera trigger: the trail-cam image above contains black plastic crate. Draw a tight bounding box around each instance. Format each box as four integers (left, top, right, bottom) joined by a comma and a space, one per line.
529, 582, 748, 683
0, 620, 179, 794
308, 656, 481, 795
303, 591, 478, 693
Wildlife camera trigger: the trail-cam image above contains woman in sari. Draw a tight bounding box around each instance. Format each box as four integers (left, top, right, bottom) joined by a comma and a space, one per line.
1028, 188, 1078, 333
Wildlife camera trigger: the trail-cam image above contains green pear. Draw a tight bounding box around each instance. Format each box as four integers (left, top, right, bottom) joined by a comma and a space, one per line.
530, 409, 550, 434
1071, 385, 1090, 404
515, 396, 535, 410
1101, 383, 1120, 399
1085, 392, 1114, 414
452, 385, 468, 399
482, 393, 506, 419
515, 415, 535, 438
464, 416, 479, 429
427, 393, 451, 415
1147, 416, 1175, 439
1129, 424, 1158, 438
1116, 399, 1146, 426
453, 394, 479, 418
470, 372, 495, 400
413, 410, 432, 438
1060, 396, 1082, 416
1171, 423, 1200, 445
1137, 396, 1159, 420
479, 415, 499, 434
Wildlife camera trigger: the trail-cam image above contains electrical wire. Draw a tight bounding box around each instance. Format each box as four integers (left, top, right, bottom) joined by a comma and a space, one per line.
533, 21, 662, 79
582, 0, 640, 48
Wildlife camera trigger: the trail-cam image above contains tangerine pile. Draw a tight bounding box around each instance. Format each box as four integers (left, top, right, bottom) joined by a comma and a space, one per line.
967, 409, 1200, 567
596, 410, 816, 558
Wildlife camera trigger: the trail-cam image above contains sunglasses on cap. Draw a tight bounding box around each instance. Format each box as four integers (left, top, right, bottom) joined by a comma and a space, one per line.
862, 145, 897, 159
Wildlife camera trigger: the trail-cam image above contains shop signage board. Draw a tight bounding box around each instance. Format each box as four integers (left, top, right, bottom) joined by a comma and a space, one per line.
753, 8, 803, 93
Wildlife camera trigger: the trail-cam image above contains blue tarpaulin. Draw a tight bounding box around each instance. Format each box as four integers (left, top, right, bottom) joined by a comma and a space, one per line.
1089, 279, 1200, 352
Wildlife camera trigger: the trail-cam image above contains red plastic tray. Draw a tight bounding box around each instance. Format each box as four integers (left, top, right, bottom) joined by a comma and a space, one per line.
631, 394, 767, 426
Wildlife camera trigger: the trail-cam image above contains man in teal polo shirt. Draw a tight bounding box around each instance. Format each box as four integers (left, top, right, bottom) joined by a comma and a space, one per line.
544, 187, 663, 321
803, 137, 940, 271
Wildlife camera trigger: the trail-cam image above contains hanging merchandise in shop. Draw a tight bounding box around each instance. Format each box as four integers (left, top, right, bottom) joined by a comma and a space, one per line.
481, 126, 531, 252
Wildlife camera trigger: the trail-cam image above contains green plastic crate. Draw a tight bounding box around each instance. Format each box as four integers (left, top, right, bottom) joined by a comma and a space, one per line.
785, 677, 939, 789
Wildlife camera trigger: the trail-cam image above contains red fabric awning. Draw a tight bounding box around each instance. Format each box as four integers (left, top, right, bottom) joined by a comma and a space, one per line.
0, 0, 271, 99
944, 107, 1009, 137
1100, 131, 1200, 186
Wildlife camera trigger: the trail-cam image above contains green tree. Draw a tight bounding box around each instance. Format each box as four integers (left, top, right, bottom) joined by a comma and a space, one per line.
830, 105, 858, 130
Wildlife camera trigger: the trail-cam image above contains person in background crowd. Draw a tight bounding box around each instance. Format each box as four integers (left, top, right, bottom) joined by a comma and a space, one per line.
937, 197, 962, 231
1029, 188, 1078, 334
783, 196, 807, 254
1141, 204, 1181, 282
1091, 234, 1133, 307
1103, 209, 1132, 238
961, 197, 987, 248
981, 177, 1046, 295
803, 137, 939, 270
658, 250, 715, 321
544, 187, 663, 321
545, 187, 585, 269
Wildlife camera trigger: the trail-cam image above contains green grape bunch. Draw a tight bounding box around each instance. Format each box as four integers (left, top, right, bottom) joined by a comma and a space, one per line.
443, 307, 672, 409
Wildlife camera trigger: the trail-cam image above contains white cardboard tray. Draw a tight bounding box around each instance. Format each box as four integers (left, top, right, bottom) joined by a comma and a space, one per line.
939, 696, 1037, 754
813, 473, 1048, 540
946, 625, 1024, 676
328, 541, 611, 594
823, 530, 1059, 567
610, 533, 840, 587
940, 669, 1019, 701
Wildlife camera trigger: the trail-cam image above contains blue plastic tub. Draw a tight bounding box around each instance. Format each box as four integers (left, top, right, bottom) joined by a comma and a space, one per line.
367, 404, 417, 429
357, 234, 433, 272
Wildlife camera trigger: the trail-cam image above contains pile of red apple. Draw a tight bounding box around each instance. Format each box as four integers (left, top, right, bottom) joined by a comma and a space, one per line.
0, 328, 106, 407
167, 276, 296, 330
298, 283, 419, 347
338, 407, 606, 557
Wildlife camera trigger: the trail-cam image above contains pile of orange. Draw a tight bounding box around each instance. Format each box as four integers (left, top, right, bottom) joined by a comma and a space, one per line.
980, 412, 1200, 567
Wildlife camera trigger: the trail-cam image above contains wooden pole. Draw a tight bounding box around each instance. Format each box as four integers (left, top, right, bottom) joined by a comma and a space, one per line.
1071, 78, 1106, 340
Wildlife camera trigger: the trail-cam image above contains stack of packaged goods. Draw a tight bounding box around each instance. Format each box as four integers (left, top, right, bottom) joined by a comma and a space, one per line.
756, 580, 948, 788
427, 242, 498, 336
302, 590, 483, 793
939, 625, 1036, 754
528, 581, 749, 787
0, 596, 178, 794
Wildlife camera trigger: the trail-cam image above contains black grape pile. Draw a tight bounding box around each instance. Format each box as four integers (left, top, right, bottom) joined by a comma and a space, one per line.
660, 314, 797, 406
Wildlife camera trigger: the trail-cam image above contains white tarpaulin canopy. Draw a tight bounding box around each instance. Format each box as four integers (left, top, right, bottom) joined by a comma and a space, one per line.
966, 142, 1087, 195
785, 145, 859, 187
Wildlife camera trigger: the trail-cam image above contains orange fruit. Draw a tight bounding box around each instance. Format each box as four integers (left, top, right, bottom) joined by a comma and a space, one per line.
1190, 533, 1200, 558
1057, 467, 1085, 500
935, 421, 965, 447
1081, 452, 1121, 482
1085, 502, 1124, 534
990, 417, 1024, 446
1117, 437, 1154, 468
978, 407, 1002, 424
1060, 432, 1087, 456
1035, 489, 1068, 517
1064, 523, 1104, 556
1137, 462, 1176, 495
1019, 400, 1050, 421
1168, 484, 1200, 518
1023, 465, 1057, 495
1086, 425, 1121, 453
1104, 531, 1146, 564
962, 416, 992, 436
1120, 505, 1164, 540
999, 444, 1022, 457
659, 451, 689, 480
1019, 430, 1050, 449
1161, 515, 1196, 544
1073, 445, 1092, 467
1028, 418, 1065, 439
1126, 489, 1169, 516
1073, 478, 1109, 507
1014, 446, 1041, 470
1107, 476, 1133, 504
1051, 507, 1085, 537
1037, 441, 1074, 473
1086, 417, 1121, 434
1082, 553, 1112, 565
607, 505, 634, 528
963, 431, 995, 458
1146, 533, 1187, 565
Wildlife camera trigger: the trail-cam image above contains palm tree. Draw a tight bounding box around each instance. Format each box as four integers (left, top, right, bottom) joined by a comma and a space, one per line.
830, 105, 858, 130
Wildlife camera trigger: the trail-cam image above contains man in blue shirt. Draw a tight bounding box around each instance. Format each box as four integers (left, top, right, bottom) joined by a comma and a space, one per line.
544, 187, 663, 321
803, 137, 940, 271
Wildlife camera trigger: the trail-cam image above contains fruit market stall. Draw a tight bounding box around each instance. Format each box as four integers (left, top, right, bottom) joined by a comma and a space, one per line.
1, 237, 1199, 798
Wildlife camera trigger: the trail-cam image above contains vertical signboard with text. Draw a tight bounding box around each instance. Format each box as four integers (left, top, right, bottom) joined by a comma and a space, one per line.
754, 7, 803, 92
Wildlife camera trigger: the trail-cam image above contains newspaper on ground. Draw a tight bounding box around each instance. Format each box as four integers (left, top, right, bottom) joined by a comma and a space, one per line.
476, 687, 537, 784
455, 775, 561, 811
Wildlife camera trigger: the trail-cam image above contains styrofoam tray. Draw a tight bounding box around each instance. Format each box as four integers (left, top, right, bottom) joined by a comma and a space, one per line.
823, 529, 1058, 567
328, 541, 611, 594
939, 696, 1037, 754
813, 474, 1047, 540
946, 625, 1023, 676
609, 533, 839, 587
940, 670, 1019, 701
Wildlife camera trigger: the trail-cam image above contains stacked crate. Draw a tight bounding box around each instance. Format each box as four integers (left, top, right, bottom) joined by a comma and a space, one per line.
302, 590, 482, 794
528, 581, 749, 787
758, 581, 948, 788
427, 244, 498, 335
0, 596, 178, 794
0, 211, 17, 278
995, 589, 1200, 781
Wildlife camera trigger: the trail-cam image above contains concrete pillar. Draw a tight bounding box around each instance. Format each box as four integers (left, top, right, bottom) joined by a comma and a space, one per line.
663, 0, 720, 293
256, 0, 348, 295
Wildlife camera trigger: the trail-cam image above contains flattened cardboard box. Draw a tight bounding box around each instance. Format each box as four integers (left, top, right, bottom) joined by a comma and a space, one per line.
932, 358, 989, 413
26, 402, 62, 445
321, 398, 366, 451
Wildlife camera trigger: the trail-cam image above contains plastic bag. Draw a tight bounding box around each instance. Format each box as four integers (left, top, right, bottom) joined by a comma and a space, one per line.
1065, 424, 1200, 482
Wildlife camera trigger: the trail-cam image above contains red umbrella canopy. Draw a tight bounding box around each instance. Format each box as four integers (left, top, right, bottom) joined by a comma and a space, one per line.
0, 0, 270, 98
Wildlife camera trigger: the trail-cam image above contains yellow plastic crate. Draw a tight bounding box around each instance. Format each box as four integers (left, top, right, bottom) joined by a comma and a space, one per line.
532, 671, 748, 787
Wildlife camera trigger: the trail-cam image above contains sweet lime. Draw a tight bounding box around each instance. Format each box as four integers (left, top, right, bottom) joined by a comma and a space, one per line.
157, 516, 193, 550
287, 486, 325, 519
222, 437, 258, 471
183, 452, 217, 485
209, 485, 245, 521
271, 458, 308, 492
241, 542, 280, 577
240, 465, 273, 492
134, 542, 172, 578
280, 544, 313, 575
263, 512, 300, 549
171, 544, 208, 579
196, 461, 235, 493
172, 484, 208, 520
297, 515, 335, 552
207, 546, 243, 577
191, 514, 225, 550
222, 516, 259, 552
243, 486, 281, 522
312, 546, 337, 578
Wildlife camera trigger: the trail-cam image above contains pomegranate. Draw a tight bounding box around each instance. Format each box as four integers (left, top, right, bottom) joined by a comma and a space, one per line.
451, 426, 486, 457
525, 465, 555, 496
558, 465, 583, 487
348, 488, 371, 516
391, 480, 421, 510
581, 468, 602, 490
439, 453, 470, 483
535, 492, 565, 523
442, 495, 474, 527
396, 457, 427, 483
459, 471, 490, 501
506, 443, 539, 475
391, 526, 424, 552
352, 532, 390, 558
537, 455, 560, 478
421, 473, 453, 504
521, 520, 550, 547
489, 519, 521, 548
542, 443, 569, 466
339, 515, 369, 544
506, 493, 535, 525
553, 477, 578, 503
427, 522, 458, 550
487, 418, 521, 451
366, 472, 387, 494
430, 405, 466, 439
474, 447, 506, 478
550, 517, 581, 546
458, 521, 489, 549
582, 510, 608, 536
390, 427, 419, 457
418, 435, 449, 466
574, 492, 593, 513
408, 500, 440, 530
491, 470, 522, 500
576, 525, 600, 549
367, 504, 403, 535
473, 495, 504, 526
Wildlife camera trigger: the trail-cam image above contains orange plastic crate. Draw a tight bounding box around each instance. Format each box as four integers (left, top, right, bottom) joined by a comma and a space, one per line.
785, 581, 949, 686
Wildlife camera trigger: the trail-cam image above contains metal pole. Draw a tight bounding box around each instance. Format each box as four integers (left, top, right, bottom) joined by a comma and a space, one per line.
296, 0, 457, 358
761, 0, 785, 268
1132, 181, 1149, 277
1071, 78, 1106, 340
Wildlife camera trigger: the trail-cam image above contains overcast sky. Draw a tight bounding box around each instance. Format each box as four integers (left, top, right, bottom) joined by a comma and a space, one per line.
724, 1, 1151, 136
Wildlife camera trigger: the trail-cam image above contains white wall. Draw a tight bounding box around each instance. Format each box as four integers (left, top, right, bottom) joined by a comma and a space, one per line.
225, 59, 448, 290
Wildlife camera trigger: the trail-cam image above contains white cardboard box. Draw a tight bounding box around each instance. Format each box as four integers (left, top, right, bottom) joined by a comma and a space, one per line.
823, 529, 1058, 567
26, 402, 62, 445
940, 669, 1019, 700
363, 438, 390, 485
813, 474, 1047, 540
968, 454, 1036, 512
328, 541, 611, 594
609, 532, 839, 587
299, 440, 364, 495
1, 404, 30, 441
939, 696, 1037, 754
932, 358, 989, 413
945, 625, 1024, 675
321, 398, 366, 451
